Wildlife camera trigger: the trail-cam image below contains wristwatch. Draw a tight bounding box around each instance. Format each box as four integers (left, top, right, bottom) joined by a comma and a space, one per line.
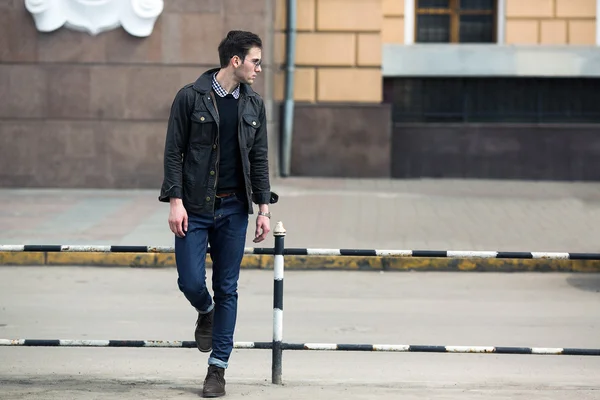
258, 211, 271, 218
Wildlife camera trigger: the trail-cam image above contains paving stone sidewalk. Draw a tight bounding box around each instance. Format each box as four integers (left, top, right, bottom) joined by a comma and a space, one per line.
1, 177, 600, 253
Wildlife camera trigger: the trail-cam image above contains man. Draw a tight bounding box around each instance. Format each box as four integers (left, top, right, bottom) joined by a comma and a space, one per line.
159, 30, 277, 398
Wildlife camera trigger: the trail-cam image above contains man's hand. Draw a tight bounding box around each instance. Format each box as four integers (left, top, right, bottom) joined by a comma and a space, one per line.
254, 215, 271, 243
169, 198, 188, 238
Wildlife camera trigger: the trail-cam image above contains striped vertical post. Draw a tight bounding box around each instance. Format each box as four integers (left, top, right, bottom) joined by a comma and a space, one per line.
272, 221, 286, 385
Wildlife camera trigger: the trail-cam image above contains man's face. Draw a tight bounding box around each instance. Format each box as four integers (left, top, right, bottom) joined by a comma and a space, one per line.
234, 46, 262, 85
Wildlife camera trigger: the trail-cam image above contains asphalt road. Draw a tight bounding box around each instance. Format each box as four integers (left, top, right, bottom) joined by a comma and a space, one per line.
0, 266, 599, 399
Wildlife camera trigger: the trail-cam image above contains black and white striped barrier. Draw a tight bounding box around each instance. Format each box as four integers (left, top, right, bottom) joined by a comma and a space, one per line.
272, 223, 285, 385
2, 245, 600, 260
4, 232, 600, 385
2, 339, 599, 356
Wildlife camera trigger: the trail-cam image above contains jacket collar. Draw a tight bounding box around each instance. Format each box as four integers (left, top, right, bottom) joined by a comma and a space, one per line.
192, 67, 257, 97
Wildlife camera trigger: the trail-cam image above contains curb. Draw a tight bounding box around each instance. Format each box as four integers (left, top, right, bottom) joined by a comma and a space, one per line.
1, 252, 600, 272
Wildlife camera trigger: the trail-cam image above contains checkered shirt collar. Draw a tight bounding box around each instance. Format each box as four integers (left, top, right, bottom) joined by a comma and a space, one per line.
212, 73, 240, 99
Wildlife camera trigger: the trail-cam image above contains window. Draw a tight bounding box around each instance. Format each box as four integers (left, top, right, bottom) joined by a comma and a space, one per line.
383, 77, 600, 123
416, 0, 496, 43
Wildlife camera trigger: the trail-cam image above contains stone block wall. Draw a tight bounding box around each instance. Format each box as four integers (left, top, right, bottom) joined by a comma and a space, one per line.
381, 0, 597, 46
505, 0, 595, 45
382, 0, 404, 44
274, 0, 383, 103
0, 0, 277, 188
273, 0, 391, 178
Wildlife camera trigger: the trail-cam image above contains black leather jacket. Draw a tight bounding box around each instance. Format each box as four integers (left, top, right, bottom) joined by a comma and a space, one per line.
158, 68, 277, 215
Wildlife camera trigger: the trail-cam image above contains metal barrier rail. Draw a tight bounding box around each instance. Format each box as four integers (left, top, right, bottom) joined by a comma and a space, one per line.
3, 244, 600, 260
2, 222, 600, 386
2, 339, 599, 356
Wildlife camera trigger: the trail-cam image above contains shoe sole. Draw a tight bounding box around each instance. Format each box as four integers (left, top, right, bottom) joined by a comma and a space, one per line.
195, 312, 213, 353
196, 339, 212, 353
202, 391, 225, 398
195, 333, 212, 353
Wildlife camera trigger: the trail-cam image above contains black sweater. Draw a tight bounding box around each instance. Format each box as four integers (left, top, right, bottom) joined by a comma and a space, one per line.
215, 94, 244, 194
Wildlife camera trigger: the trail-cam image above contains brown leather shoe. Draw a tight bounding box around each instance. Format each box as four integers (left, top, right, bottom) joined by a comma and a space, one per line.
202, 365, 226, 398
195, 308, 214, 353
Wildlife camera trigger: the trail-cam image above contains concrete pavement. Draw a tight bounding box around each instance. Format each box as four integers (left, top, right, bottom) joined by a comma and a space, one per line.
1, 178, 600, 271
0, 267, 599, 399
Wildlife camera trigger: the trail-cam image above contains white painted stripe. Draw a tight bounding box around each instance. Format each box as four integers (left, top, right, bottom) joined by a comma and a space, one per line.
0, 245, 25, 252
274, 255, 284, 280
147, 246, 174, 253
61, 245, 111, 252
306, 249, 341, 256
375, 250, 412, 257
532, 347, 564, 355
531, 252, 569, 260
0, 339, 25, 346
373, 344, 410, 352
445, 346, 495, 353
273, 309, 283, 342
304, 343, 338, 351
447, 251, 498, 259
234, 342, 256, 349
143, 340, 183, 347
59, 340, 110, 347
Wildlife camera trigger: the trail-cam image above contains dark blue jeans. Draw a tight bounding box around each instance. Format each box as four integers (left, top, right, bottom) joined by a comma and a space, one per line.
175, 194, 248, 369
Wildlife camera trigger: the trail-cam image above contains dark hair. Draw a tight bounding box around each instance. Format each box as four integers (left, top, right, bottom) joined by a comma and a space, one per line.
218, 30, 263, 68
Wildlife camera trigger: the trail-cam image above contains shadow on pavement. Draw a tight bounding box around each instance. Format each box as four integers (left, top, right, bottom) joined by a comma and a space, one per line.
566, 274, 600, 293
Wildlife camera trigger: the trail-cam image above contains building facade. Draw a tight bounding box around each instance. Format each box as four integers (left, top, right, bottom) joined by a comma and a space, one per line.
1, 0, 599, 188
279, 0, 600, 181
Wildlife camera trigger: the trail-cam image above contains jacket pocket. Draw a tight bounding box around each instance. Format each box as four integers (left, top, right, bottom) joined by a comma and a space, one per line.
190, 111, 215, 147
241, 114, 260, 148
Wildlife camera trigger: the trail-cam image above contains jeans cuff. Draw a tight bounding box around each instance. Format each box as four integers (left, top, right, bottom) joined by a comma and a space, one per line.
208, 357, 228, 369
196, 302, 214, 314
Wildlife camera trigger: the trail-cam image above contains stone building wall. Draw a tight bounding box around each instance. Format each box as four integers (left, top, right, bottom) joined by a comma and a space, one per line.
0, 0, 277, 188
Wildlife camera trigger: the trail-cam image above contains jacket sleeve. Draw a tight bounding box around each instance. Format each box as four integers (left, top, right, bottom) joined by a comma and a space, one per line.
158, 87, 192, 203
249, 100, 271, 205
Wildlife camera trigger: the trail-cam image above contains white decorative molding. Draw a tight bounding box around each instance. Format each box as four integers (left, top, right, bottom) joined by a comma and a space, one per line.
24, 0, 164, 37
404, 0, 415, 45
